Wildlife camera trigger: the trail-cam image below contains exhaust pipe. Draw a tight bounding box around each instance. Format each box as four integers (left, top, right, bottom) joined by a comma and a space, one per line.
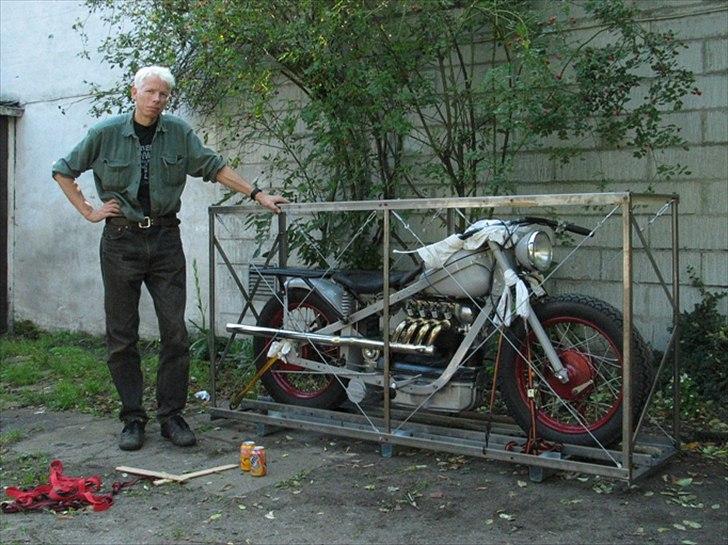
226, 323, 435, 356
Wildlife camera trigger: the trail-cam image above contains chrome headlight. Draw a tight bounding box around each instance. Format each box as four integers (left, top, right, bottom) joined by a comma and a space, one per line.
515, 230, 553, 271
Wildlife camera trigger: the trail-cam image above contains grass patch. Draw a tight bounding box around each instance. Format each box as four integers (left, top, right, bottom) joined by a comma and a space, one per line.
1, 321, 258, 415
0, 429, 24, 448
0, 452, 53, 488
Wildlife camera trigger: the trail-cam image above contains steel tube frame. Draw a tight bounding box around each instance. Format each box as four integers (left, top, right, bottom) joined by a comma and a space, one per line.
207, 191, 680, 483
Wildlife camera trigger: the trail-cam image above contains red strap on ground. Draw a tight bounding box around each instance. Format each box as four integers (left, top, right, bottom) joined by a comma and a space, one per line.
2, 460, 138, 514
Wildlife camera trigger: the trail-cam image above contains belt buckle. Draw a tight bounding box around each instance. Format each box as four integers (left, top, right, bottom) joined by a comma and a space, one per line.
138, 217, 152, 229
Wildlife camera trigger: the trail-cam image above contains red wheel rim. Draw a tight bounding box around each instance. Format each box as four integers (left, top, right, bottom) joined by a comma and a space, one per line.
514, 316, 623, 435
264, 304, 339, 400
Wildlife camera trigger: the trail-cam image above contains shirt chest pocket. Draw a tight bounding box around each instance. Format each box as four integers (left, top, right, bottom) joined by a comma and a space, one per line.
162, 154, 187, 186
100, 158, 133, 190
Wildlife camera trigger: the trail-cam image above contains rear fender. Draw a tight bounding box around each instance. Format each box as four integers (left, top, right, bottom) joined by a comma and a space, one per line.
285, 277, 354, 321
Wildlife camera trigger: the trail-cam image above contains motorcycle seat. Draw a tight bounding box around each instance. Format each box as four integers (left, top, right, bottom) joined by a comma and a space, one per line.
332, 264, 423, 295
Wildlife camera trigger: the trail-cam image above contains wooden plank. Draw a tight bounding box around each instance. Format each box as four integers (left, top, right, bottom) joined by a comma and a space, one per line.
153, 463, 239, 486
115, 465, 184, 482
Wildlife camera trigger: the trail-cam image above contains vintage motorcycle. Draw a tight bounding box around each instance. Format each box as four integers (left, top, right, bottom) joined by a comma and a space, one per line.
228, 216, 652, 448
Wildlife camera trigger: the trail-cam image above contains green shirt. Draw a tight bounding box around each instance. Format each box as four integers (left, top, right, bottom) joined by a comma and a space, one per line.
52, 112, 226, 221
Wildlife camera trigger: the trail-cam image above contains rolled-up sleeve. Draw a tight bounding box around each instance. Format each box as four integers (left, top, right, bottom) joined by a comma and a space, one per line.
52, 128, 100, 179
185, 129, 226, 182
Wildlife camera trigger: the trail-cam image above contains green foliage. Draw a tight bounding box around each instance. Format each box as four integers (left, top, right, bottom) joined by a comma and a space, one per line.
652, 268, 727, 424
78, 0, 695, 268
679, 267, 728, 409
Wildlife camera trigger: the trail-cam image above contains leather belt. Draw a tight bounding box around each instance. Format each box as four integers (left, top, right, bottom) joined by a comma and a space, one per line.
106, 215, 179, 229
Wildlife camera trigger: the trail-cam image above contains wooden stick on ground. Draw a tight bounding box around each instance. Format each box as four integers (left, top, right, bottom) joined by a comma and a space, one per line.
152, 463, 239, 486
115, 466, 184, 482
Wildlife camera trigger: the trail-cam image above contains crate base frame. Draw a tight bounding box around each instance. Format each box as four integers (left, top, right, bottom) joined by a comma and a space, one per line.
210, 399, 677, 482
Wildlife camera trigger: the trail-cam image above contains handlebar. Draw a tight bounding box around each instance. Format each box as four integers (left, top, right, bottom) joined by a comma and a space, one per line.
521, 216, 593, 237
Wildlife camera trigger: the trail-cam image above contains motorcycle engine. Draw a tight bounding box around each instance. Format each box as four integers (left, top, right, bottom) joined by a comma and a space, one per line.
362, 298, 477, 368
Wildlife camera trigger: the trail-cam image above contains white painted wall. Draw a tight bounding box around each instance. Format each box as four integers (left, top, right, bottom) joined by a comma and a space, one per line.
0, 0, 251, 337
1, 0, 726, 349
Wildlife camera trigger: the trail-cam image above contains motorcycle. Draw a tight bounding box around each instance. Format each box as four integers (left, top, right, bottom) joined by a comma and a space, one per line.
228, 216, 652, 448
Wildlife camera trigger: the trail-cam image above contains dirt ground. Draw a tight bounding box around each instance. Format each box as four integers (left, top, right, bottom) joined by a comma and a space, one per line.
1, 407, 726, 545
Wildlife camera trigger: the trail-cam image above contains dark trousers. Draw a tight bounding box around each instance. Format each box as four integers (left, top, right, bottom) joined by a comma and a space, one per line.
100, 222, 189, 425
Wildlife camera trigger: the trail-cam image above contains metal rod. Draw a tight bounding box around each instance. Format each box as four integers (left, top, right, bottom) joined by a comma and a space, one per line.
671, 198, 681, 446
210, 192, 679, 214
208, 208, 217, 407
383, 208, 391, 435
621, 194, 634, 481
213, 238, 260, 321
632, 327, 678, 442
630, 215, 676, 310
226, 323, 434, 356
278, 212, 288, 292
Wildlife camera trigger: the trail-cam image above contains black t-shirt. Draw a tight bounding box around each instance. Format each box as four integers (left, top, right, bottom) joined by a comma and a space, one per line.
134, 119, 158, 217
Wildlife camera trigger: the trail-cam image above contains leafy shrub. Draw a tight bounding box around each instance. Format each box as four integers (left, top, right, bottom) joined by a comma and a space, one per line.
679, 268, 728, 410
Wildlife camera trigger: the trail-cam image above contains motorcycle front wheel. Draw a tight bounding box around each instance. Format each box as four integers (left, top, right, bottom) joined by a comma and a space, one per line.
253, 288, 348, 409
498, 294, 652, 447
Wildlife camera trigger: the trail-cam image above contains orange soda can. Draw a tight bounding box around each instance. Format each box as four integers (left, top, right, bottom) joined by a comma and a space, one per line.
240, 440, 256, 471
250, 446, 267, 477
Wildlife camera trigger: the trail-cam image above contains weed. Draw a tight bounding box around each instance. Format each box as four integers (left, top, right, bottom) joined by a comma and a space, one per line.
275, 469, 312, 490
0, 429, 24, 448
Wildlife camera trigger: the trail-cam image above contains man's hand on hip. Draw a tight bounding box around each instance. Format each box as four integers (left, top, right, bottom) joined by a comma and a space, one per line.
85, 199, 123, 223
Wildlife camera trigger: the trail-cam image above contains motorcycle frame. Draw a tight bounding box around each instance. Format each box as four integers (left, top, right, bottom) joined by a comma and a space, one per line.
207, 192, 680, 484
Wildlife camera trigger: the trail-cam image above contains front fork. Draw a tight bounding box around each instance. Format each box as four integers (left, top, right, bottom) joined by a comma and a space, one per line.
488, 242, 569, 384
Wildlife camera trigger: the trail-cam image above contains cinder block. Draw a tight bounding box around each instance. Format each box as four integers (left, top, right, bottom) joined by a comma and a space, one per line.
650, 12, 728, 41
704, 108, 728, 143
701, 251, 728, 287
548, 279, 624, 310
654, 214, 728, 250
676, 40, 705, 74
662, 110, 703, 145
511, 151, 556, 183
633, 248, 680, 285
683, 74, 728, 110
551, 246, 602, 281
635, 285, 675, 324
660, 144, 728, 180
704, 38, 728, 73
599, 245, 693, 286
555, 150, 652, 183
701, 180, 728, 214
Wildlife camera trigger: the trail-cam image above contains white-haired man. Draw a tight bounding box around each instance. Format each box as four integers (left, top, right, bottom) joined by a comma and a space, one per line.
52, 66, 287, 450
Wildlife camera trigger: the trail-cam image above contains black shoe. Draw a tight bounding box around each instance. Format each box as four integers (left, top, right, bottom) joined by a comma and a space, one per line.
161, 415, 197, 447
119, 421, 145, 451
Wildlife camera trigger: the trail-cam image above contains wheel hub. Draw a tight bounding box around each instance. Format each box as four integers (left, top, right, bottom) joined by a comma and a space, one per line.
545, 350, 595, 401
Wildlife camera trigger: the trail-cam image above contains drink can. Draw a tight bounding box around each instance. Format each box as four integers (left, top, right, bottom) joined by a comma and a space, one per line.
250, 446, 267, 477
240, 440, 256, 472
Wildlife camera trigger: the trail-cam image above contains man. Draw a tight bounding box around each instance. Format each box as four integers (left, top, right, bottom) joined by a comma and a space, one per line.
52, 65, 287, 451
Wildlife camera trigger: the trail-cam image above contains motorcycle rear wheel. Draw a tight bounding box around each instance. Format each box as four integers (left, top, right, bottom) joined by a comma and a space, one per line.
253, 288, 348, 409
497, 294, 652, 447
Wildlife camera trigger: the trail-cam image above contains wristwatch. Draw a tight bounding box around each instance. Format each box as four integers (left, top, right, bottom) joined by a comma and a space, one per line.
249, 187, 262, 201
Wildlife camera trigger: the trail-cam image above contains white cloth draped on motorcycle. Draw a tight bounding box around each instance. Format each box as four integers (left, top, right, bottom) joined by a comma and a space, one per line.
396, 219, 532, 327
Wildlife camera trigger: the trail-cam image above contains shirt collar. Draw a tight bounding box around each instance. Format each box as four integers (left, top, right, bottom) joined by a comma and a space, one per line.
122, 111, 168, 137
